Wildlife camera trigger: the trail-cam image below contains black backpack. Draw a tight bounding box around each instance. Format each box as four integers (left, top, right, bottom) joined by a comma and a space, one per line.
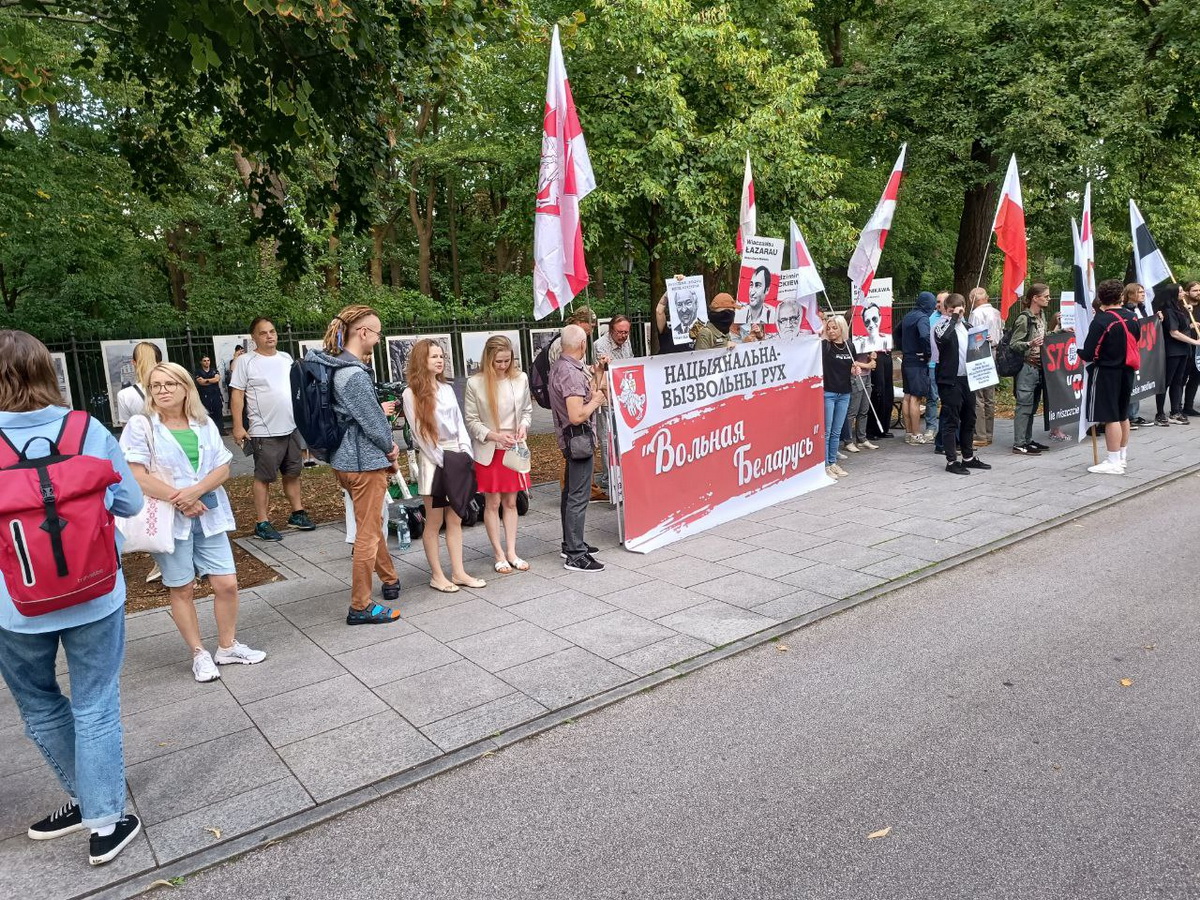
529, 335, 560, 409
995, 312, 1030, 378
291, 351, 346, 462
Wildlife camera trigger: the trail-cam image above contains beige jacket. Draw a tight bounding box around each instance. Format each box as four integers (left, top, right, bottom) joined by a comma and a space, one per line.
464, 371, 534, 465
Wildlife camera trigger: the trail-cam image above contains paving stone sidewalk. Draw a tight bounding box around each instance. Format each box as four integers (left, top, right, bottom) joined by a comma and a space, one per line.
3, 418, 1198, 899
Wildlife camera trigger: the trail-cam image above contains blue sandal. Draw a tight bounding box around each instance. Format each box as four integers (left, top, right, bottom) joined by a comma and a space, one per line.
346, 603, 401, 626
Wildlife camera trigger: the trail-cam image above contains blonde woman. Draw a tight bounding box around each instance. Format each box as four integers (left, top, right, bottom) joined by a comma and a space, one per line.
402, 340, 485, 593
119, 362, 265, 683
822, 315, 854, 479
114, 341, 161, 425
465, 336, 533, 574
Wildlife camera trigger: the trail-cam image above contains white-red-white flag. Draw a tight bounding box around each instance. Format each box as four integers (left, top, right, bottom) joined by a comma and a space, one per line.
533, 25, 595, 321
789, 218, 824, 333
992, 154, 1027, 319
736, 151, 756, 254
847, 144, 906, 304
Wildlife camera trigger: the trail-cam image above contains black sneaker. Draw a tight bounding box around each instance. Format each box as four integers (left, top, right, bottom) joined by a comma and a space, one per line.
563, 553, 605, 573
253, 521, 283, 541
945, 461, 970, 475
1011, 444, 1039, 455
1129, 421, 1140, 431
1183, 409, 1200, 417
560, 544, 599, 559
1155, 414, 1170, 427
89, 815, 141, 866
1169, 414, 1190, 425
287, 510, 316, 531
962, 456, 992, 470
28, 802, 84, 840
1131, 416, 1149, 426
381, 581, 401, 603
1029, 441, 1051, 451
346, 603, 401, 626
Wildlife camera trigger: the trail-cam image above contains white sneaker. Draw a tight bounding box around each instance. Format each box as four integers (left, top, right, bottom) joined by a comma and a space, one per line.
837, 451, 849, 460
192, 650, 221, 683
213, 641, 267, 666
825, 466, 840, 479
1087, 460, 1125, 476
860, 440, 879, 450
922, 430, 936, 442
831, 464, 850, 477
844, 443, 861, 453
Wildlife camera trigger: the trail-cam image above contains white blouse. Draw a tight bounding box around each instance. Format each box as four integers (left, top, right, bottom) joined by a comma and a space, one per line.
402, 382, 473, 467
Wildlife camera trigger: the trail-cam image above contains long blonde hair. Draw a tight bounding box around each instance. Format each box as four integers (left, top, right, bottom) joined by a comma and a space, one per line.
479, 335, 520, 429
322, 304, 380, 354
131, 341, 162, 387
145, 362, 208, 424
406, 339, 448, 445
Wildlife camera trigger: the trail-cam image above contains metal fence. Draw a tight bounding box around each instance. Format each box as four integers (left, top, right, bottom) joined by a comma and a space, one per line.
46, 316, 654, 428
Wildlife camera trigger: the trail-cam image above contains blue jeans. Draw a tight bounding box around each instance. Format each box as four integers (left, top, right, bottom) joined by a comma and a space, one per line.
925, 375, 940, 432
0, 607, 127, 829
825, 392, 851, 466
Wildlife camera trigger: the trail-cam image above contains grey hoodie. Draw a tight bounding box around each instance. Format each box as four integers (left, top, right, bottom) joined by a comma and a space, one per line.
313, 350, 394, 472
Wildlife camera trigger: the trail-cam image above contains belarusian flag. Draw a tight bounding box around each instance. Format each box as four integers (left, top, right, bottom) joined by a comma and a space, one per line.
847, 144, 906, 303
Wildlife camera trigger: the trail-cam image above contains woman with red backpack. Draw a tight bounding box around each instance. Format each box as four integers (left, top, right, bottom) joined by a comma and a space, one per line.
0, 330, 145, 865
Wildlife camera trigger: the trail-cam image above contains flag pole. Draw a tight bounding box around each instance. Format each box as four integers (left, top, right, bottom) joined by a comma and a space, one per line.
975, 243, 992, 289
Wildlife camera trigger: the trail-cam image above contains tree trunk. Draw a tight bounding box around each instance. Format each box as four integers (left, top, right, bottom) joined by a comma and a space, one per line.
829, 21, 844, 68
592, 263, 605, 300
370, 224, 386, 286
165, 227, 188, 311
953, 140, 999, 296
386, 223, 402, 287
325, 234, 340, 290
447, 177, 462, 298
0, 262, 22, 312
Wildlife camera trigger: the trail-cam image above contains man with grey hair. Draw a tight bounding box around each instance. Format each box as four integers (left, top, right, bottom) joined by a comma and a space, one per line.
550, 324, 607, 572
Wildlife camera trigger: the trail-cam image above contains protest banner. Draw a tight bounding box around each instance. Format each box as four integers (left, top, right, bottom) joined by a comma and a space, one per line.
1042, 316, 1162, 426
966, 326, 999, 391
666, 276, 707, 343
853, 277, 893, 352
774, 270, 803, 339
607, 338, 828, 553
1059, 292, 1075, 332
734, 236, 785, 338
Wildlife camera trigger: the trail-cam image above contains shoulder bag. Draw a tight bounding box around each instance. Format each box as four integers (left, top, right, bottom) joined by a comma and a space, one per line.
115, 416, 177, 555
501, 379, 532, 473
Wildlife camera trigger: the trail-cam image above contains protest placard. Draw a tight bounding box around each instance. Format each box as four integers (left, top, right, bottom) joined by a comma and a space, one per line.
966, 326, 999, 391
774, 270, 803, 339
853, 277, 894, 352
666, 276, 707, 342
607, 338, 829, 553
734, 236, 785, 338
1043, 316, 1162, 426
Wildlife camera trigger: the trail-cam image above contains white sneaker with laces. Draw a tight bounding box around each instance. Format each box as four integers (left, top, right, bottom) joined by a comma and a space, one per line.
192, 650, 221, 683
844, 443, 861, 453
213, 641, 267, 666
831, 463, 850, 477
837, 451, 848, 460
825, 466, 840, 479
860, 440, 879, 450
1087, 460, 1125, 476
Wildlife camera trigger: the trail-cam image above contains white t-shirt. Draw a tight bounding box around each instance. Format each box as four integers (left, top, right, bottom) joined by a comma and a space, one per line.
229, 349, 295, 437
115, 385, 146, 425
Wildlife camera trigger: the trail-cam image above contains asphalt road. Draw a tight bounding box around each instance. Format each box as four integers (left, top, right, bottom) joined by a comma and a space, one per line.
176, 476, 1200, 900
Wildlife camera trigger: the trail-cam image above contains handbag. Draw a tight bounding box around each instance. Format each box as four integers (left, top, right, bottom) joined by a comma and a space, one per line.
563, 423, 595, 461
502, 441, 531, 473
115, 416, 176, 555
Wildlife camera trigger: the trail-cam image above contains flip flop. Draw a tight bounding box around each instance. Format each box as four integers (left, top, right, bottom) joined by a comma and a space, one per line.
494, 560, 514, 575
508, 557, 530, 572
428, 581, 460, 594
452, 576, 487, 589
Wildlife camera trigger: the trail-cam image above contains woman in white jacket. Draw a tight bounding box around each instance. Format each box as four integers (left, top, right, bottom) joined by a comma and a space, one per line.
464, 336, 533, 574
120, 362, 266, 683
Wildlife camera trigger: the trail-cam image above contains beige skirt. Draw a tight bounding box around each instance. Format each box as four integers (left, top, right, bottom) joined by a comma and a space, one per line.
417, 440, 462, 496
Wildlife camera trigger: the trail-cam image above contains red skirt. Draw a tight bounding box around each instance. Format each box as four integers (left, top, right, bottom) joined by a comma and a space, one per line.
474, 451, 531, 494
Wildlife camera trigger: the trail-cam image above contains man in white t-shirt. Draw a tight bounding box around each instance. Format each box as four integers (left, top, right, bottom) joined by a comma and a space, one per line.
230, 317, 315, 541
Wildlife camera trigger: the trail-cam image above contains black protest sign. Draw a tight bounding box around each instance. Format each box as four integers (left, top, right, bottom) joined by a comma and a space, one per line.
1131, 316, 1164, 402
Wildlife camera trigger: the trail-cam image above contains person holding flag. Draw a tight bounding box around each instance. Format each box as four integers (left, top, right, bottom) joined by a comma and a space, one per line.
533, 26, 595, 322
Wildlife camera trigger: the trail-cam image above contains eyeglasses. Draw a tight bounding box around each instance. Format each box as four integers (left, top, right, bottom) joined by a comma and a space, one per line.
358, 323, 382, 338
149, 382, 182, 393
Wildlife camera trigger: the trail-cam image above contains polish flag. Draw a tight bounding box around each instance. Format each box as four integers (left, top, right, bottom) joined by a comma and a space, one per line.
736, 151, 756, 254
847, 144, 906, 304
533, 26, 595, 321
789, 218, 824, 333
992, 154, 1027, 319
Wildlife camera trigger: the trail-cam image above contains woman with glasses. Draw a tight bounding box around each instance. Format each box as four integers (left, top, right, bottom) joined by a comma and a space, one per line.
119, 362, 265, 682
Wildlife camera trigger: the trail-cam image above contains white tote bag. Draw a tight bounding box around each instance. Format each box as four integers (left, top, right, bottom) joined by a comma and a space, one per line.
116, 417, 176, 555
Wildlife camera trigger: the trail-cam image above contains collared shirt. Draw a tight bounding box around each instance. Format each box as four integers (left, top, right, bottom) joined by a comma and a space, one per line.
549, 353, 594, 451
970, 302, 1003, 347
0, 406, 143, 634
120, 413, 236, 540
594, 333, 634, 361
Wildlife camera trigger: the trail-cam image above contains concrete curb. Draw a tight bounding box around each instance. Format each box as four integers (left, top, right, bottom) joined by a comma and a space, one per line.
90, 462, 1200, 900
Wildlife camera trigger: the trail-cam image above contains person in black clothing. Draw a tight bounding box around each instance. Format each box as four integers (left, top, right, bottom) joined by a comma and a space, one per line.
933, 293, 992, 475
821, 315, 854, 479
194, 355, 225, 434
1079, 279, 1144, 474
1181, 281, 1200, 415
1151, 283, 1200, 425
654, 292, 694, 354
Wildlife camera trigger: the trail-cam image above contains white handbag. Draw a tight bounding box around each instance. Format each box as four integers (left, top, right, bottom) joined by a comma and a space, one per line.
116, 417, 176, 555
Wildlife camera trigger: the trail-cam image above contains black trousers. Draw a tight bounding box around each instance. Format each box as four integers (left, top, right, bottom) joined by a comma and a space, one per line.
1184, 357, 1200, 411
867, 353, 895, 438
1157, 354, 1189, 416
938, 376, 976, 462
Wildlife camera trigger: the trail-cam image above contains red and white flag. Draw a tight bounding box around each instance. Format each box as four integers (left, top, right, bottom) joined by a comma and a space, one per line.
533, 25, 595, 321
847, 144, 906, 304
789, 218, 824, 333
736, 151, 756, 254
992, 154, 1027, 319
1080, 181, 1096, 304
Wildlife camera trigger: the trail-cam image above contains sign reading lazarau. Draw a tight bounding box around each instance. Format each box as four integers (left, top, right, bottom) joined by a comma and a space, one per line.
608, 337, 829, 553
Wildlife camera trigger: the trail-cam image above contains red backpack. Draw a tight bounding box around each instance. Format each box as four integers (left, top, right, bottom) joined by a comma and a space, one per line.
1102, 313, 1141, 369
0, 412, 123, 616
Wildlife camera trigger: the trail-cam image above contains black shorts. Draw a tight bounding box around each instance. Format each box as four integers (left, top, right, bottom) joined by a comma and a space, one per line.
1086, 365, 1135, 425
901, 363, 931, 399
251, 431, 303, 482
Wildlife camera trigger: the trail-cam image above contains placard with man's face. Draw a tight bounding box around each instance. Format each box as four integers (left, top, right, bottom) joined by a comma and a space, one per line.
852, 278, 894, 353
735, 236, 785, 335
666, 276, 708, 337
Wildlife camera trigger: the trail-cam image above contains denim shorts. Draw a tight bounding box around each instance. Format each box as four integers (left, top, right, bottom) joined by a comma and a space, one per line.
152, 520, 237, 588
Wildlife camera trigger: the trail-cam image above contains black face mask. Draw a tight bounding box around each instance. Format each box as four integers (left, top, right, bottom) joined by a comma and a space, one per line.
711, 309, 736, 333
